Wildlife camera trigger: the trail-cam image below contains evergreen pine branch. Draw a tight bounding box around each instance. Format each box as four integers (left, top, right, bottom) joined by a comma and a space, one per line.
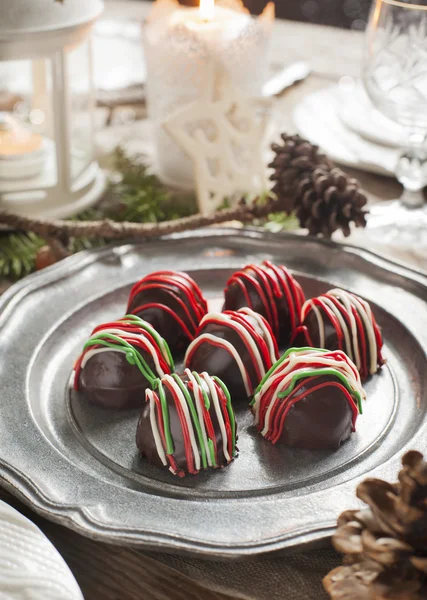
0, 146, 296, 282
0, 232, 45, 279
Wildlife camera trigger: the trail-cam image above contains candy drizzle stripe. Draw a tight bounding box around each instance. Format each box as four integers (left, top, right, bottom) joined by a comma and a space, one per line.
130, 302, 196, 340
185, 309, 276, 396
73, 317, 173, 390
265, 261, 303, 333
211, 311, 272, 380
191, 371, 217, 468
213, 376, 236, 456
147, 391, 168, 466
157, 380, 174, 455
186, 333, 253, 396
298, 289, 384, 377
202, 372, 231, 463
253, 348, 365, 438
88, 328, 170, 376
225, 262, 305, 341
172, 373, 208, 470
144, 372, 236, 475
127, 271, 207, 327
235, 308, 278, 363
94, 315, 174, 369
164, 376, 198, 474
271, 380, 359, 444
228, 270, 277, 335
186, 370, 213, 468
76, 334, 156, 385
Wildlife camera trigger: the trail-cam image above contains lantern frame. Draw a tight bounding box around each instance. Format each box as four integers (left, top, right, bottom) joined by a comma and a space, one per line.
0, 0, 105, 218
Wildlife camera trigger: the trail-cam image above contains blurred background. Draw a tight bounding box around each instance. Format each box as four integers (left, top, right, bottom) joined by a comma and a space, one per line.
165, 0, 373, 29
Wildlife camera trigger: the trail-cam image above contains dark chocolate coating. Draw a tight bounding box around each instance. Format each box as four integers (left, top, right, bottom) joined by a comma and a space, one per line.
277, 376, 354, 450
223, 266, 295, 346
136, 374, 230, 474
128, 286, 199, 357
186, 316, 270, 402
78, 351, 156, 410
295, 309, 373, 376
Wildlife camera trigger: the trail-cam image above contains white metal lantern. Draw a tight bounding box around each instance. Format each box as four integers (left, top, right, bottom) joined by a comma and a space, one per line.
0, 0, 105, 218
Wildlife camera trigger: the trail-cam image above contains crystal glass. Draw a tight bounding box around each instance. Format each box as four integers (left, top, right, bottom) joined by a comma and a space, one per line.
363, 0, 427, 245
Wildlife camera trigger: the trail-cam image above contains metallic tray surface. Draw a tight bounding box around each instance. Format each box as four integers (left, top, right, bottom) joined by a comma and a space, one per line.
1, 228, 427, 558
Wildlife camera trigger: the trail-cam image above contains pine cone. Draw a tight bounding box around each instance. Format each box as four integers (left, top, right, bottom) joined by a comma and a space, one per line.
269, 134, 368, 238
323, 451, 427, 600
295, 166, 368, 238
269, 134, 331, 201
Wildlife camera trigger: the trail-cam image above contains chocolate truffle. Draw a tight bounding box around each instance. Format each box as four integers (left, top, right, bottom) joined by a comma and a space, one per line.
291, 288, 385, 379
126, 270, 208, 356
136, 370, 237, 477
184, 307, 278, 402
252, 347, 365, 450
223, 260, 305, 346
74, 315, 174, 409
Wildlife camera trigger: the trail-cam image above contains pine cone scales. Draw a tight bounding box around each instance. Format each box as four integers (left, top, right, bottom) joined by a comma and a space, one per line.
270, 134, 331, 197
324, 451, 427, 600
269, 134, 369, 238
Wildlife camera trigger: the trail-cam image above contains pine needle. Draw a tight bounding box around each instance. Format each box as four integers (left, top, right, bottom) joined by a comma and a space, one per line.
0, 146, 296, 282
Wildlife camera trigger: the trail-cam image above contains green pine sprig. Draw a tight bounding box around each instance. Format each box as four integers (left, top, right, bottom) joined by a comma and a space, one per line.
0, 232, 45, 279
0, 147, 297, 281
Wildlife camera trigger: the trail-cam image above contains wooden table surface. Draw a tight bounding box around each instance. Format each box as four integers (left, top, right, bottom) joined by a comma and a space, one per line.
0, 3, 421, 599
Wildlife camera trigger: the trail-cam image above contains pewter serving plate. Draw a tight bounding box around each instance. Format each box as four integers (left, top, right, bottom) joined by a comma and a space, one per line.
1, 229, 427, 558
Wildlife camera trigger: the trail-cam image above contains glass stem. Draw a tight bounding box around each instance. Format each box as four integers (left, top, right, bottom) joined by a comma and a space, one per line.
396, 129, 427, 209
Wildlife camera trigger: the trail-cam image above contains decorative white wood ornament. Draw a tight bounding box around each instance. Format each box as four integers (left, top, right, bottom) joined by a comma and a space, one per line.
163, 61, 270, 215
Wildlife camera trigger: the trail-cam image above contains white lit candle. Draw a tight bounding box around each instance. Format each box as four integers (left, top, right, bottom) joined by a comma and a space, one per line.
143, 0, 274, 188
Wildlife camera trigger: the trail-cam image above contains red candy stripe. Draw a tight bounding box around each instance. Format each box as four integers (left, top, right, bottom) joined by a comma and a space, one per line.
127, 271, 207, 325
164, 379, 197, 475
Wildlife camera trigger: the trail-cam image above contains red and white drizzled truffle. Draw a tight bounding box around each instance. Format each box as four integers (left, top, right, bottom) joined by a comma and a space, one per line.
291, 288, 385, 379
136, 370, 237, 477
184, 308, 278, 402
252, 347, 366, 450
126, 270, 208, 356
223, 260, 305, 346
74, 315, 174, 409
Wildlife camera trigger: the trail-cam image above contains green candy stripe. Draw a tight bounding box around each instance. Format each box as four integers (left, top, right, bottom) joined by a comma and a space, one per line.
122, 314, 174, 369
156, 380, 174, 455
172, 374, 208, 470
277, 367, 363, 414
207, 439, 217, 469
255, 347, 329, 396
212, 376, 236, 455
191, 372, 217, 467
192, 371, 210, 410
83, 333, 157, 384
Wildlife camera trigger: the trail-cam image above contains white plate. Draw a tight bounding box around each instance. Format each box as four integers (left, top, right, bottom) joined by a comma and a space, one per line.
338, 82, 405, 149
0, 499, 83, 600
293, 85, 399, 177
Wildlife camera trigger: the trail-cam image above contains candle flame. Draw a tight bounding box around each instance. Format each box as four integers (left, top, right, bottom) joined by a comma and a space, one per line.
199, 0, 215, 20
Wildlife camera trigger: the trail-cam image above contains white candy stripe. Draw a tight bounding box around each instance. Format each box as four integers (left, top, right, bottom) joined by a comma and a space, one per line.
88, 327, 167, 376
311, 304, 325, 347
148, 391, 168, 466
201, 372, 231, 463
195, 312, 267, 376
321, 297, 353, 362
164, 375, 201, 472
301, 289, 380, 375
237, 307, 277, 362
81, 347, 126, 368
185, 333, 252, 396
342, 292, 378, 375
253, 349, 366, 434
185, 369, 213, 468
328, 290, 361, 370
